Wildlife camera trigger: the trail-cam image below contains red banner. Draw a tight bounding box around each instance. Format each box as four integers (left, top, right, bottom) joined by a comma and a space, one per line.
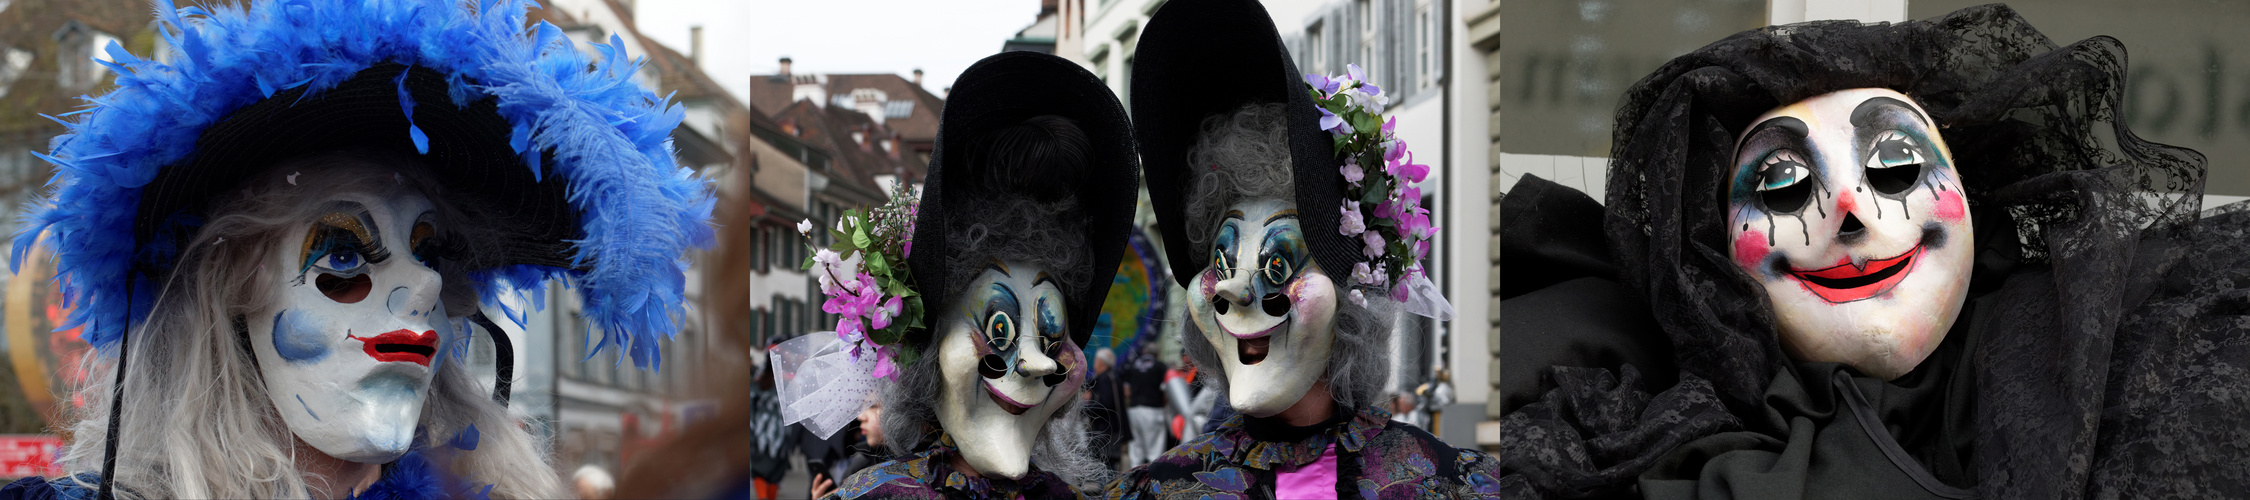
0, 435, 62, 479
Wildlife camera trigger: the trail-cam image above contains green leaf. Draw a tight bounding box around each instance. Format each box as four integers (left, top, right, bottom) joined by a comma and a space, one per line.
801, 254, 815, 270
866, 252, 890, 276
852, 225, 873, 249
1352, 112, 1381, 137
894, 345, 921, 370
905, 296, 927, 329
869, 322, 904, 346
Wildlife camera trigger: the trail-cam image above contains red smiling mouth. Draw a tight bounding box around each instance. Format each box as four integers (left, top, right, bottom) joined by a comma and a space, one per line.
350, 330, 439, 366
1788, 245, 1923, 303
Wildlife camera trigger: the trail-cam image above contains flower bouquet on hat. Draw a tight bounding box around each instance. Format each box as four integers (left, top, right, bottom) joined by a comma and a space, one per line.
770, 180, 924, 439
1309, 64, 1453, 320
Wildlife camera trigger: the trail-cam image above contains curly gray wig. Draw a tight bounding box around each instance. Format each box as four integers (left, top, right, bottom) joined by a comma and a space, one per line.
1177, 102, 1396, 413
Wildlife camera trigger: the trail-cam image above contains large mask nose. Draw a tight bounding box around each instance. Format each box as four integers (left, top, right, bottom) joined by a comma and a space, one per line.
382, 266, 443, 321
1211, 270, 1253, 315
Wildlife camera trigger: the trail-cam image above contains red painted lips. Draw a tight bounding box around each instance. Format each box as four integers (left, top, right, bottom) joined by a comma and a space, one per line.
1788, 245, 1923, 303
350, 329, 439, 366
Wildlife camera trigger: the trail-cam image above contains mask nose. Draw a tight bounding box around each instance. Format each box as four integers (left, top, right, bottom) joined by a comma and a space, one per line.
1211, 270, 1253, 316
1837, 213, 1868, 245
384, 267, 443, 321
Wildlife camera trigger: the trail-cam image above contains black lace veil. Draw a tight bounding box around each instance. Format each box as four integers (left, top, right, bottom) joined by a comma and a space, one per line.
1603, 3, 2206, 419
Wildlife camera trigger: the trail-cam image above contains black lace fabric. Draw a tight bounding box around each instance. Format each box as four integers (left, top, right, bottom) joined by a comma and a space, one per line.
1498, 4, 2248, 498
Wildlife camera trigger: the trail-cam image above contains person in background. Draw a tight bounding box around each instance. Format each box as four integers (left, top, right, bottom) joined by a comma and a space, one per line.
574, 465, 616, 500
1086, 348, 1129, 472
1162, 352, 1212, 443
751, 355, 792, 500
1390, 392, 1425, 429
795, 421, 853, 499
810, 401, 892, 499
1123, 342, 1171, 467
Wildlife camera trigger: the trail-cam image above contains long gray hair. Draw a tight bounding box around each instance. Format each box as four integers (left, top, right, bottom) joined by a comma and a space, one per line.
1177, 102, 1396, 413
52, 152, 565, 498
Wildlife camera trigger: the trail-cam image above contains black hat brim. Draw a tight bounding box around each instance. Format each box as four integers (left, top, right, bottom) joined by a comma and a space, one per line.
1132, 0, 1355, 289
908, 51, 1141, 347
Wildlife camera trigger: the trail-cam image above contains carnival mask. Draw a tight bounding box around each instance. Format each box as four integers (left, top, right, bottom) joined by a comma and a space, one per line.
1726, 88, 1973, 380
933, 261, 1083, 479
1189, 198, 1340, 416
248, 189, 450, 463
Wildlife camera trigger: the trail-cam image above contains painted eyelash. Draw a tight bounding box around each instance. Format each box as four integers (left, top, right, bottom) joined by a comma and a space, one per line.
299, 211, 391, 273
1756, 150, 1812, 192
1864, 131, 1927, 170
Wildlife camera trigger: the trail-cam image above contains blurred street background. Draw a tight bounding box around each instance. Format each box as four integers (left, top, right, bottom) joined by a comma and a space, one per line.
0, 0, 2245, 498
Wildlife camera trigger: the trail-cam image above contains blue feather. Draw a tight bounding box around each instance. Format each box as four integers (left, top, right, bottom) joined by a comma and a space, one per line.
448, 424, 479, 451
13, 0, 713, 368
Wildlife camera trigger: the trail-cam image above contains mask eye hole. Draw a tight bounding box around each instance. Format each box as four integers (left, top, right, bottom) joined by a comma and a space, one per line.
409, 220, 442, 271
1757, 150, 1814, 213
979, 354, 1008, 379
1864, 131, 1927, 195
316, 273, 373, 303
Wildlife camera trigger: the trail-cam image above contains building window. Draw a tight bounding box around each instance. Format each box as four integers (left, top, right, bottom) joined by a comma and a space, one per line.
1307, 22, 1326, 75
1358, 0, 1375, 77
1417, 2, 1434, 89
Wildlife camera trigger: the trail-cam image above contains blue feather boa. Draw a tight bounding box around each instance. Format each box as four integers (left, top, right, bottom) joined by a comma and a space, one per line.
11, 0, 715, 368
349, 449, 491, 500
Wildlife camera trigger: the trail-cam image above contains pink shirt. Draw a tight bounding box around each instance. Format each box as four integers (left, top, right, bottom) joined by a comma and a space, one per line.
1274, 443, 1339, 499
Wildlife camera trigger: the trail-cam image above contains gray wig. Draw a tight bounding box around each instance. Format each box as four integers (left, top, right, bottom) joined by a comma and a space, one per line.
52, 152, 565, 499
1177, 103, 1396, 413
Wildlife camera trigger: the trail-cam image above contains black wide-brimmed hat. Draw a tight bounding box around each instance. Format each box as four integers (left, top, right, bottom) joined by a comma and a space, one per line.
907, 51, 1140, 347
1132, 0, 1354, 288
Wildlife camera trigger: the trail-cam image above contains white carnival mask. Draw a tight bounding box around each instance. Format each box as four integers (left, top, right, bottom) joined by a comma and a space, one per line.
247, 189, 449, 463
933, 261, 1083, 479
1726, 88, 1974, 380
1189, 198, 1339, 417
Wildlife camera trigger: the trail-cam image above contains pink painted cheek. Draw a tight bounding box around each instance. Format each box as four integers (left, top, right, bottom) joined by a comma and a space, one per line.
1734, 231, 1770, 269
1932, 189, 1966, 221
1057, 346, 1086, 399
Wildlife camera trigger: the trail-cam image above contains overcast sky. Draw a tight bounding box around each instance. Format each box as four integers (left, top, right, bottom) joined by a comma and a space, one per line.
633, 0, 1045, 104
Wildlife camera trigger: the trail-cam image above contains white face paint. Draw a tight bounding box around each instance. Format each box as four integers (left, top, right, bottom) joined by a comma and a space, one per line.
247, 189, 449, 464
1188, 198, 1339, 417
1726, 88, 1974, 380
933, 261, 1083, 479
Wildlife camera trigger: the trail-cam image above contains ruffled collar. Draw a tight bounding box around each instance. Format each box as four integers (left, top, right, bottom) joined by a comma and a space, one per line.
1206, 404, 1391, 471
885, 439, 1063, 499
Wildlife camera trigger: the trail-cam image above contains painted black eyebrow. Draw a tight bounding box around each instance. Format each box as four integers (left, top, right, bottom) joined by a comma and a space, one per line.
1264, 210, 1299, 225
1032, 271, 1058, 290
1850, 96, 1931, 129
985, 260, 1011, 277
1742, 116, 1810, 144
